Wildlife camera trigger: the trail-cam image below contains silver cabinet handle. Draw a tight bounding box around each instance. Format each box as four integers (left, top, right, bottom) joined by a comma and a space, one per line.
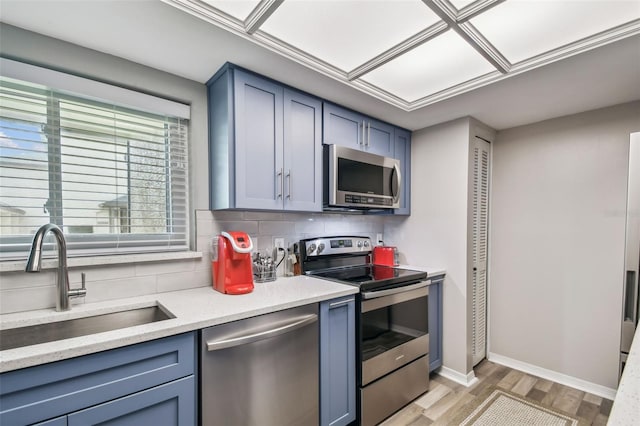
276, 168, 283, 199
206, 314, 318, 351
361, 120, 366, 147
367, 122, 371, 147
286, 169, 291, 199
329, 298, 354, 308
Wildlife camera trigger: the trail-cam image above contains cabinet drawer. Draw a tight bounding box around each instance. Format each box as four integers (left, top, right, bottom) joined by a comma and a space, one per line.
0, 332, 195, 425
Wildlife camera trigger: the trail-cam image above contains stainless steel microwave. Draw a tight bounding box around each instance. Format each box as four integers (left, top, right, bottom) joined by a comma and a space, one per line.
324, 144, 401, 209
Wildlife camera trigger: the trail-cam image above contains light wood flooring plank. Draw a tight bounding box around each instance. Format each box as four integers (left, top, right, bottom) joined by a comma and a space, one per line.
422, 391, 468, 421
380, 403, 427, 426
576, 400, 600, 423
533, 377, 554, 392
551, 386, 584, 415
583, 392, 602, 406
496, 369, 523, 391
414, 383, 451, 410
511, 374, 537, 396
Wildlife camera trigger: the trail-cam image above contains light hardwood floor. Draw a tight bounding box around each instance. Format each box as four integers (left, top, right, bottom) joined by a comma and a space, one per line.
380, 360, 612, 425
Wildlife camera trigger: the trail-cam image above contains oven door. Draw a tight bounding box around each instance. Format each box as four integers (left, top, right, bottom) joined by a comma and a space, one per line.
360, 281, 429, 386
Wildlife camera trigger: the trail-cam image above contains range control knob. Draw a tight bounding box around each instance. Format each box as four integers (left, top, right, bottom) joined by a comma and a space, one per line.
307, 243, 316, 255
317, 243, 325, 254
357, 240, 363, 248
363, 240, 370, 248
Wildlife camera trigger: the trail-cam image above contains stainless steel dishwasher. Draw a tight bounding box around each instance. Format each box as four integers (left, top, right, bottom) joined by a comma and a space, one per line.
200, 304, 319, 426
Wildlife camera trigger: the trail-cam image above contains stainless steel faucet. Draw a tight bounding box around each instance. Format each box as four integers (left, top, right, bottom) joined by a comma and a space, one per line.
25, 223, 86, 311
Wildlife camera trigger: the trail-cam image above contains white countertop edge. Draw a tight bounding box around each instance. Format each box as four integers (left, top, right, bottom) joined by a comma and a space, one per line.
0, 276, 358, 373
608, 325, 640, 425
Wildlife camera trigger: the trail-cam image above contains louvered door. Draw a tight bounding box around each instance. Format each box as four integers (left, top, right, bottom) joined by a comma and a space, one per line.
472, 136, 491, 366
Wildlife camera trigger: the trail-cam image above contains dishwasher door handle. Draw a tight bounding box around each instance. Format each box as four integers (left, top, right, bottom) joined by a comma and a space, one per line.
206, 313, 318, 351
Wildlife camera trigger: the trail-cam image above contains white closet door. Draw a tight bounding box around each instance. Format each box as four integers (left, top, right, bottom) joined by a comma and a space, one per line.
472, 136, 491, 366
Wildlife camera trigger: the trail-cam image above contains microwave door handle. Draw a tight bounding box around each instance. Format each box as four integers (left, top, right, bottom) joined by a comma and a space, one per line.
367, 122, 370, 147
392, 163, 401, 201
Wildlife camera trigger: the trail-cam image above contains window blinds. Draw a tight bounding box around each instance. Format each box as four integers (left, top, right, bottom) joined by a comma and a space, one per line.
0, 76, 189, 259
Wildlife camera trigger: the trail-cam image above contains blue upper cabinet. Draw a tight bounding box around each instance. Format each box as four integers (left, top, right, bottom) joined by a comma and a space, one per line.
283, 89, 323, 211
233, 71, 284, 210
323, 102, 394, 157
208, 65, 322, 212
394, 128, 411, 215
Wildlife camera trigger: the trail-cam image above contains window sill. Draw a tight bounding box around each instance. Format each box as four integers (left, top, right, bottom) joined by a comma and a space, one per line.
0, 251, 203, 273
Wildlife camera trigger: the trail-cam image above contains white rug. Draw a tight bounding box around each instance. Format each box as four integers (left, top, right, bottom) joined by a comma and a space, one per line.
457, 388, 583, 426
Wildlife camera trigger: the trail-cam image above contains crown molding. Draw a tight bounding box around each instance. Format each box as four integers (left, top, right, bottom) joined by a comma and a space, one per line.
347, 21, 449, 81
244, 0, 283, 34
457, 0, 506, 23
162, 1, 640, 113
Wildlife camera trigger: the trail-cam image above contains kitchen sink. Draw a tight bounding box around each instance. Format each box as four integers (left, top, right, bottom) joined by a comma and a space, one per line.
0, 305, 174, 351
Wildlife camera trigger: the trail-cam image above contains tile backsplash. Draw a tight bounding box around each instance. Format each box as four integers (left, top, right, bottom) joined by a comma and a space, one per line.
0, 210, 385, 315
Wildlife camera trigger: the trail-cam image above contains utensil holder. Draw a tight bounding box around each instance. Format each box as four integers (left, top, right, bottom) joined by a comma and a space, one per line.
253, 263, 276, 283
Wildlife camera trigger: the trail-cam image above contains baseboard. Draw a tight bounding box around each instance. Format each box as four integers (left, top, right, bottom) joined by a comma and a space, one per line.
437, 366, 479, 387
487, 352, 617, 400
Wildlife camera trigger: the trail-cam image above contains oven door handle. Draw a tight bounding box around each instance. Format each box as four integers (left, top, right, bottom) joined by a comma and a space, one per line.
362, 280, 430, 300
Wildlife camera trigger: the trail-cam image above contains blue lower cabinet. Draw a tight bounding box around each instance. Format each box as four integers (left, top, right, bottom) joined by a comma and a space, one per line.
428, 277, 444, 372
68, 376, 195, 426
0, 332, 196, 426
320, 296, 356, 426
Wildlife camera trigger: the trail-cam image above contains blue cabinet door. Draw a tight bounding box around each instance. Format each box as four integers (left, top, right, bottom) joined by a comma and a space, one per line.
67, 376, 195, 426
323, 103, 364, 150
233, 70, 284, 210
429, 278, 444, 372
320, 296, 356, 426
366, 118, 394, 157
323, 103, 394, 157
0, 332, 195, 426
393, 128, 411, 215
283, 89, 322, 212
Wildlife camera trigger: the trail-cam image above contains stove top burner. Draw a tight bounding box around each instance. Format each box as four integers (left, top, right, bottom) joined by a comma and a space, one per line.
309, 264, 427, 292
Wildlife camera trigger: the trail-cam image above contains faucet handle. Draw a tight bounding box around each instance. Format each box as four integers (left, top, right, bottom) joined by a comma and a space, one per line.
69, 272, 87, 298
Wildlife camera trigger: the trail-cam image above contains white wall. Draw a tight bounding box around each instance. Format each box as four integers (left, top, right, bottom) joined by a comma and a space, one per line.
385, 117, 474, 376
489, 102, 640, 390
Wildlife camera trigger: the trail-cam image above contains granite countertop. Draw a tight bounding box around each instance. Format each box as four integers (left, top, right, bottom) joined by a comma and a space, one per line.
608, 324, 640, 425
0, 275, 358, 373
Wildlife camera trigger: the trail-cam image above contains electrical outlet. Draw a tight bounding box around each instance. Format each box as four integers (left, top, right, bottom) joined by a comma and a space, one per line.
274, 238, 285, 249
376, 233, 383, 245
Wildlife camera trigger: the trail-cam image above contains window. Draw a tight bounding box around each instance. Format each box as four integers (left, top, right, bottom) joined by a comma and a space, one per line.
0, 66, 189, 259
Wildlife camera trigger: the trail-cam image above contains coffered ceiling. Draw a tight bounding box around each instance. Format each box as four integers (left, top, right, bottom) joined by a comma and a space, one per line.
165, 0, 640, 110
0, 0, 639, 130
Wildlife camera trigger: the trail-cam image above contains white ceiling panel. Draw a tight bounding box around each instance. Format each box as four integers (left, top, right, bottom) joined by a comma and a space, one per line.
201, 0, 260, 21
259, 0, 441, 72
360, 30, 497, 102
471, 0, 640, 63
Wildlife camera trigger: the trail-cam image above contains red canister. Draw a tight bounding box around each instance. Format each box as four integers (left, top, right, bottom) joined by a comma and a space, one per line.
372, 246, 398, 266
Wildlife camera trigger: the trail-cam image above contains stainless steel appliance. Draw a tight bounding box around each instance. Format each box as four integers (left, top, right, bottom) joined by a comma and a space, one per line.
200, 304, 319, 425
621, 132, 640, 377
324, 145, 401, 210
301, 236, 430, 426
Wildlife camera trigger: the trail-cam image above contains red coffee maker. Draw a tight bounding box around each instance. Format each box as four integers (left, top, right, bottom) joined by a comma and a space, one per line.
212, 231, 254, 295
373, 246, 399, 267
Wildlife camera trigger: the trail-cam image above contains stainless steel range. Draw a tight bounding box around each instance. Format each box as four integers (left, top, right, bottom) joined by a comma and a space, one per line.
300, 236, 431, 426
